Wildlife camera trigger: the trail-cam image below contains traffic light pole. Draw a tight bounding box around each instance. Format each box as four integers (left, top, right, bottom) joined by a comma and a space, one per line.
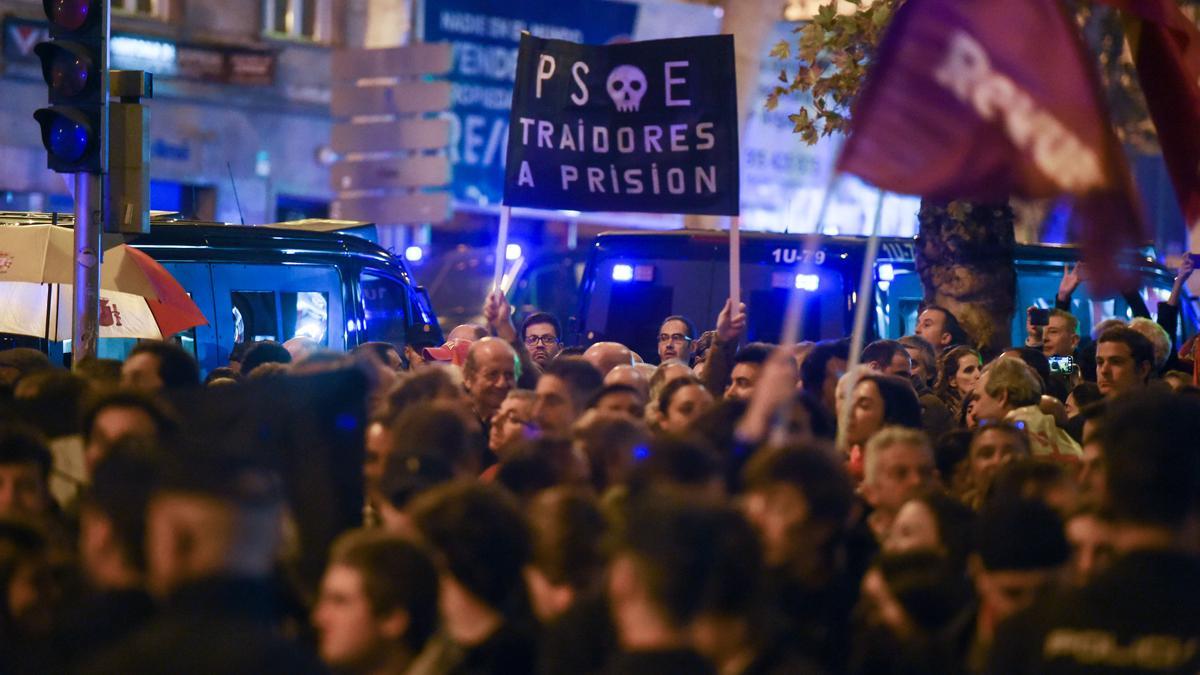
72, 172, 101, 366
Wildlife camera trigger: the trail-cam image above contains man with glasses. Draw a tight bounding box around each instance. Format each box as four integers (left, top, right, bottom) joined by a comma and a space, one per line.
521, 313, 563, 366
656, 315, 697, 365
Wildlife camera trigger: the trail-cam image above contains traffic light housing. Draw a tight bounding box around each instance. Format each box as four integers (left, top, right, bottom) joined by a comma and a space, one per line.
33, 0, 109, 174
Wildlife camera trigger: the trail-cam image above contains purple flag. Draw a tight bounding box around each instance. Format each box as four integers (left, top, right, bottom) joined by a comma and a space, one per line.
838, 0, 1145, 292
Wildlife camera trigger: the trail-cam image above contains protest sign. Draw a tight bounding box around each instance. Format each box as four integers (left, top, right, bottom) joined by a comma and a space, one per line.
503, 33, 739, 215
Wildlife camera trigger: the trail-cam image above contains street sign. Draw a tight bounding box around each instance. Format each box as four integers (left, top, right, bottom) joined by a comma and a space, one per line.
331, 118, 451, 154
331, 192, 452, 224
331, 42, 452, 80
330, 81, 451, 117
330, 156, 450, 191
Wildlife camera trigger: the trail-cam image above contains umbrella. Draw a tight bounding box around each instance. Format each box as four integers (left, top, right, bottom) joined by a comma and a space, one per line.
0, 224, 162, 299
0, 225, 208, 339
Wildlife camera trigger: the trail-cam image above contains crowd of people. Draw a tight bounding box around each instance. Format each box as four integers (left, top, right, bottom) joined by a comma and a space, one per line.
0, 257, 1198, 674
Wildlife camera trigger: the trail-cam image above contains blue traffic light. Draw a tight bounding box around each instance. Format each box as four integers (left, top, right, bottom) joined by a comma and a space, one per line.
48, 115, 89, 162
46, 0, 92, 31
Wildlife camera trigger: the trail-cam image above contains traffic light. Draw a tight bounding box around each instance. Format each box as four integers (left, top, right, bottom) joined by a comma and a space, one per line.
33, 0, 109, 174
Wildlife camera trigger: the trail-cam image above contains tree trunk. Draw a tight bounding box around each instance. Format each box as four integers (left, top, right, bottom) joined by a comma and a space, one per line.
915, 200, 1017, 359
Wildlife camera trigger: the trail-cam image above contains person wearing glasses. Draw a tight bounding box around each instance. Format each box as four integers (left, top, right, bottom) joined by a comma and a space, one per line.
521, 313, 563, 366
656, 315, 697, 365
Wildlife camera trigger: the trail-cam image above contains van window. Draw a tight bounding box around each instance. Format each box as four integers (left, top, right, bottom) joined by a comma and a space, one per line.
231, 290, 331, 345
361, 271, 408, 345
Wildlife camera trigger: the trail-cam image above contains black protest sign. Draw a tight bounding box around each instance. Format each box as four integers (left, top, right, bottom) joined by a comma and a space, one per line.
504, 33, 739, 216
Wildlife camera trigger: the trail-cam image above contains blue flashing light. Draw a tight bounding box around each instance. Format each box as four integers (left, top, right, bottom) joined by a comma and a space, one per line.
878, 263, 895, 282
795, 273, 820, 291
633, 445, 650, 462
612, 264, 634, 282
404, 245, 423, 263
505, 243, 522, 261
48, 116, 88, 162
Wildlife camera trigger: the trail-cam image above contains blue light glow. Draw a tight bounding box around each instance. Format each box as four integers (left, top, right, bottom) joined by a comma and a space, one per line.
795, 274, 820, 291
878, 263, 895, 282
404, 246, 423, 262
612, 264, 634, 282
49, 116, 88, 162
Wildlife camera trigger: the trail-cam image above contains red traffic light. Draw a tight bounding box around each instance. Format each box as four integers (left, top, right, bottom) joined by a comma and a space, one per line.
44, 0, 94, 32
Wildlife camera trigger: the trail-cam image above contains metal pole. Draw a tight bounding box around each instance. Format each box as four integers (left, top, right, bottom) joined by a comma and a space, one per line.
72, 172, 101, 367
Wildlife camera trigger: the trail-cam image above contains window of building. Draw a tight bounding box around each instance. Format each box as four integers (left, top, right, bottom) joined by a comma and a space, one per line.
263, 0, 334, 43
112, 0, 171, 20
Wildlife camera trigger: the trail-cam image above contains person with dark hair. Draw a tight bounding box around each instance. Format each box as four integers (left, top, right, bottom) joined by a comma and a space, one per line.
202, 367, 241, 386
236, 340, 292, 379
862, 340, 914, 378
588, 384, 645, 421
935, 346, 983, 419
851, 550, 973, 675
1063, 502, 1113, 588
844, 374, 924, 451
626, 436, 725, 502
376, 450, 454, 533
740, 445, 860, 672
389, 403, 482, 479
1094, 326, 1154, 397
656, 315, 697, 365
1063, 381, 1101, 417
50, 445, 158, 670
521, 312, 563, 366
86, 451, 325, 674
0, 348, 52, 389
991, 393, 1200, 673
607, 497, 751, 674
384, 367, 465, 420
934, 429, 974, 499
963, 421, 1032, 509
13, 369, 92, 506
82, 390, 176, 479
121, 341, 201, 393
885, 491, 977, 572
227, 340, 254, 375
351, 341, 404, 371
533, 357, 604, 438
532, 487, 619, 675
0, 519, 54, 672
487, 390, 536, 473
312, 530, 439, 675
722, 342, 772, 401
983, 459, 1076, 513
801, 338, 851, 418
915, 305, 968, 350
899, 335, 938, 391
656, 378, 714, 436
525, 487, 607, 624
407, 482, 536, 675
0, 426, 53, 521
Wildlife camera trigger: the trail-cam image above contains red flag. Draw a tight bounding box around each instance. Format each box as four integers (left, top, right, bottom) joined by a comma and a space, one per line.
1096, 0, 1200, 234
837, 0, 1146, 292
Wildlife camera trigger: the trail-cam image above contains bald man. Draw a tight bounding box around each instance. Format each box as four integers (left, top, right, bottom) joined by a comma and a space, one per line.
604, 364, 650, 401
463, 338, 518, 423
583, 342, 635, 377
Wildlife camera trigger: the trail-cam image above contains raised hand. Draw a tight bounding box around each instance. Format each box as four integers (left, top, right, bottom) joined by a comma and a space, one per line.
715, 298, 748, 344
1057, 262, 1084, 302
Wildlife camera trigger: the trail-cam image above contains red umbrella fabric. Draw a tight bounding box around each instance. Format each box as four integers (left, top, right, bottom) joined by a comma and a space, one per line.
119, 246, 208, 337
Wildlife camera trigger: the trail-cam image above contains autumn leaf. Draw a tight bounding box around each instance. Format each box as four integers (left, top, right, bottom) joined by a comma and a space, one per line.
769, 40, 790, 61
788, 109, 810, 133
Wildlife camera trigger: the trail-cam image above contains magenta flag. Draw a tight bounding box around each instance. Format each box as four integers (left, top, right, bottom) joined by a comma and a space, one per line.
837, 0, 1145, 291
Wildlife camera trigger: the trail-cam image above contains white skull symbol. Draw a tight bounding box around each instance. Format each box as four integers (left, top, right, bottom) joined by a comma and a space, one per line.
606, 65, 647, 112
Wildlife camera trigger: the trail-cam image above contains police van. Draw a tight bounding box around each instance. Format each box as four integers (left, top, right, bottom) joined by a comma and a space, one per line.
573, 230, 1192, 359
0, 213, 443, 373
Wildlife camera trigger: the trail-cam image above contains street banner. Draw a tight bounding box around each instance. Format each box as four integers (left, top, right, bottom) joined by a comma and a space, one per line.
1097, 0, 1200, 234
503, 33, 740, 215
837, 0, 1145, 292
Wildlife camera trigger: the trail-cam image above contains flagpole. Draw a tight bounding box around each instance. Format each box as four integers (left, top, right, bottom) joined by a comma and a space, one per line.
779, 171, 840, 347
729, 215, 741, 307
837, 188, 887, 451
492, 205, 511, 295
